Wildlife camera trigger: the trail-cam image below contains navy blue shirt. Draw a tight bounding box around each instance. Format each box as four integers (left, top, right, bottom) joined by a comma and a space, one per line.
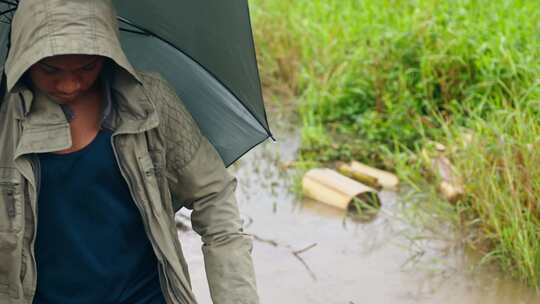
33, 130, 166, 304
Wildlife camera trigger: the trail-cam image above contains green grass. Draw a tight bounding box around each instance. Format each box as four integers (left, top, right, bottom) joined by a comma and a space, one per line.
251, 0, 540, 287
450, 107, 540, 286
252, 0, 540, 163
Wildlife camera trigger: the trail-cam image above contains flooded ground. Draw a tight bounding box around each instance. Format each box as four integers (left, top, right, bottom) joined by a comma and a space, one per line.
176, 111, 540, 304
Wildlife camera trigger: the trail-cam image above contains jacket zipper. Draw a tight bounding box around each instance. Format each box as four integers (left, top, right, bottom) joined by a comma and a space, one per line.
110, 134, 181, 304
17, 93, 41, 298
28, 156, 40, 297
19, 182, 29, 283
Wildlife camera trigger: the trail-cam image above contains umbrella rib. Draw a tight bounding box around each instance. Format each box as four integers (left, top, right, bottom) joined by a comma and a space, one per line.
0, 13, 10, 22
0, 1, 17, 6
0, 7, 16, 16
224, 134, 271, 168
117, 17, 152, 35
119, 27, 150, 36
117, 16, 274, 139
0, 12, 8, 23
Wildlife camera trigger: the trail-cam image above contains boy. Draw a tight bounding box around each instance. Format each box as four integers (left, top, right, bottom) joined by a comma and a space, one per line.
0, 1, 258, 303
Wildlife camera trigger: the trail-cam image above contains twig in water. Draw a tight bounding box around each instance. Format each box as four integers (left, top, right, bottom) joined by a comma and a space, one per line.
250, 233, 318, 281
292, 243, 318, 255
292, 243, 318, 281
292, 253, 317, 281
251, 234, 280, 247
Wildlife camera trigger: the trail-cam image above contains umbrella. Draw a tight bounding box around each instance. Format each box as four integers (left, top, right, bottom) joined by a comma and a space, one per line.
0, 0, 273, 167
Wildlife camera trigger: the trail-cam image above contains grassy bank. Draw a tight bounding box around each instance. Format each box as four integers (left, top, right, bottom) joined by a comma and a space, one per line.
251, 0, 540, 287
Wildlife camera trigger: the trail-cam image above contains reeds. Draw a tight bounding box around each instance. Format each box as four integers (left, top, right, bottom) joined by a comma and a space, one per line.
449, 107, 540, 287
251, 0, 540, 287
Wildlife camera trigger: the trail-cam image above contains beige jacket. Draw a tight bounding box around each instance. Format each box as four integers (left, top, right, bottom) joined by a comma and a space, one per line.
0, 1, 258, 303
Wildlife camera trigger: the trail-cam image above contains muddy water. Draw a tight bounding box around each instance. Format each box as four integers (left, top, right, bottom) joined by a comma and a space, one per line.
176, 118, 540, 304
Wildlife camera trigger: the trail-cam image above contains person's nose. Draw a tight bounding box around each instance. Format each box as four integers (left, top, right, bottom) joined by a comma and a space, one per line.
56, 74, 81, 95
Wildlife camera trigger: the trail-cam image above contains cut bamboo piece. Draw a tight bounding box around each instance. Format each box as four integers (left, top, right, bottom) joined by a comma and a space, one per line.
349, 161, 399, 190
432, 156, 464, 203
302, 169, 380, 211
337, 163, 382, 190
438, 181, 464, 204
435, 142, 446, 152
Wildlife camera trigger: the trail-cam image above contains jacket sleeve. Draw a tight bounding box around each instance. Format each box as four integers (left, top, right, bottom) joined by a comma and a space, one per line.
175, 138, 259, 304
152, 74, 259, 304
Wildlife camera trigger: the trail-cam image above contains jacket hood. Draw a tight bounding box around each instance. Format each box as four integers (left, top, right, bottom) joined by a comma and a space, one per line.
4, 0, 140, 93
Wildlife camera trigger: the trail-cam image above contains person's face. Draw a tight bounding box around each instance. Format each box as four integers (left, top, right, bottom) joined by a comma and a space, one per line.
28, 54, 105, 104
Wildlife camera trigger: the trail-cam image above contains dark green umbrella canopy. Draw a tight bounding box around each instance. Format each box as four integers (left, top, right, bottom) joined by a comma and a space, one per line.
0, 0, 272, 166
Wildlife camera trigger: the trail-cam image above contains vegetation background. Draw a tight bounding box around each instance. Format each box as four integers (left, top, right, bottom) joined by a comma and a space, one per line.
250, 0, 540, 289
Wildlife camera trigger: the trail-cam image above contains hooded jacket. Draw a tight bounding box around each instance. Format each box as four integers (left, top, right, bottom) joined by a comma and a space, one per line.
0, 1, 258, 303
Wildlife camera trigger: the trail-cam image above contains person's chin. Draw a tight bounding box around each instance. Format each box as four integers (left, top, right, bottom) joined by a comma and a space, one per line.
49, 93, 78, 104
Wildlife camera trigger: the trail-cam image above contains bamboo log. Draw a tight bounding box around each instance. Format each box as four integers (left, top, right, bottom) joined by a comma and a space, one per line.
337, 163, 382, 190
438, 181, 463, 204
349, 161, 399, 190
432, 156, 464, 203
302, 169, 381, 210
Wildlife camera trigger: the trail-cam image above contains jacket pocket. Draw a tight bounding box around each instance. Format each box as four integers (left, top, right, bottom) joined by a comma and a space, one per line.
136, 152, 168, 218
0, 231, 19, 295
0, 169, 23, 235
0, 167, 23, 298
148, 149, 175, 214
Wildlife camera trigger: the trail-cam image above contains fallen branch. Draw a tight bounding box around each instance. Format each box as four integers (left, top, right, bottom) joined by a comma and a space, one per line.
292, 243, 318, 281
292, 243, 317, 255
292, 251, 317, 281
252, 234, 280, 247
175, 214, 319, 281
250, 233, 318, 281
